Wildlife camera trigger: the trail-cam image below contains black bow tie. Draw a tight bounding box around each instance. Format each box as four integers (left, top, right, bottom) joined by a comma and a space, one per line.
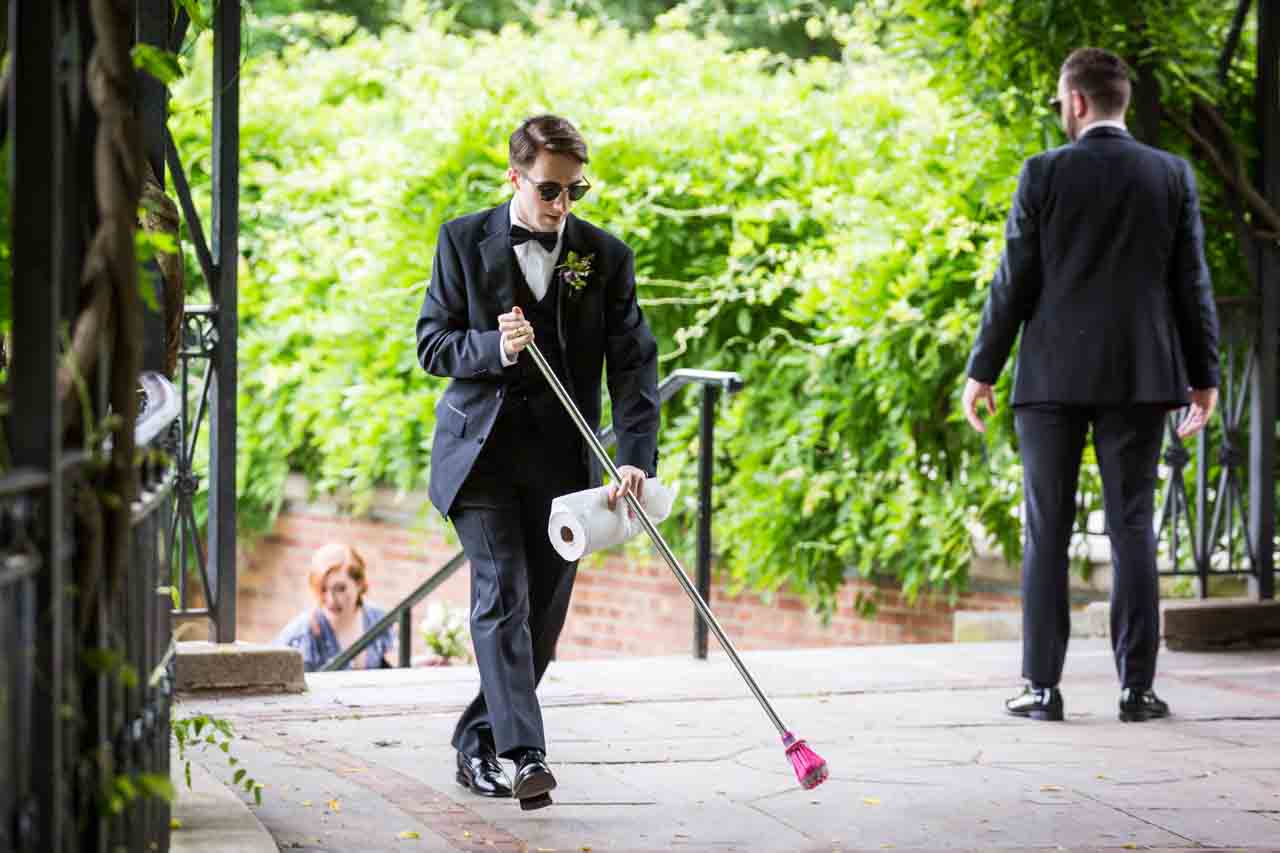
509, 224, 558, 253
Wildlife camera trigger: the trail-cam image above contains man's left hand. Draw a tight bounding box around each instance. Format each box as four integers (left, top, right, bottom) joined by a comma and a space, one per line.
607, 465, 646, 513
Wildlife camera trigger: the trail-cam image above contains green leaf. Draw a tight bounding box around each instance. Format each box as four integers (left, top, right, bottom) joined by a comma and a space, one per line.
138, 773, 177, 802
130, 44, 183, 85
176, 0, 209, 31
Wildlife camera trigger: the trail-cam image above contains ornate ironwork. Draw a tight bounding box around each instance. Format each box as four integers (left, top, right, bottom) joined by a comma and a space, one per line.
161, 0, 241, 643
1154, 305, 1261, 594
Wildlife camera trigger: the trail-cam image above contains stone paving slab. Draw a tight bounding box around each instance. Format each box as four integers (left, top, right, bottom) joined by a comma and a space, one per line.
177, 640, 1280, 851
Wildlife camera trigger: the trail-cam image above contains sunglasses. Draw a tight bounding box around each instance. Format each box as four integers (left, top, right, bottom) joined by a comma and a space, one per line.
523, 174, 591, 203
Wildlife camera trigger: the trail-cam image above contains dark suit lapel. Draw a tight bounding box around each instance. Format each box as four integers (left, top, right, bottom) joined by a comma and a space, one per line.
479, 202, 516, 312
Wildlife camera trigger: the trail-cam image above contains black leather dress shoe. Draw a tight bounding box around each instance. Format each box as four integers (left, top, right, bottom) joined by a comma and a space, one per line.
1119, 688, 1170, 722
511, 749, 556, 809
456, 751, 512, 797
1004, 685, 1064, 721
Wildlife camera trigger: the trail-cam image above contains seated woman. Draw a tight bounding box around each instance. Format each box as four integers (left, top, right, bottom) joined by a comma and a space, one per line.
275, 542, 395, 671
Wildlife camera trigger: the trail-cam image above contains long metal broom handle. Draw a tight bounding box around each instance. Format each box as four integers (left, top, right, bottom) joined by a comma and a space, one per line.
525, 341, 788, 736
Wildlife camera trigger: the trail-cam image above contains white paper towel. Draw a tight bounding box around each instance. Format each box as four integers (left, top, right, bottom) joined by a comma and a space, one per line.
547, 478, 676, 561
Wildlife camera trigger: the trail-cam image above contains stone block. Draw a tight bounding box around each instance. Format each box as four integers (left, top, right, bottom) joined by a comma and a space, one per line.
1080, 598, 1280, 650
176, 641, 306, 694
1161, 598, 1280, 651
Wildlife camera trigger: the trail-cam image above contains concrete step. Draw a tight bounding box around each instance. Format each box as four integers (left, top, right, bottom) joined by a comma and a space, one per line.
170, 753, 276, 853
1160, 597, 1280, 650
955, 599, 1280, 650
176, 641, 306, 694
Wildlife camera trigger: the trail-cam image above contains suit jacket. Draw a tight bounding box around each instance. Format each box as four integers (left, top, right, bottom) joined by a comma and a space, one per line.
416, 202, 660, 516
966, 126, 1220, 406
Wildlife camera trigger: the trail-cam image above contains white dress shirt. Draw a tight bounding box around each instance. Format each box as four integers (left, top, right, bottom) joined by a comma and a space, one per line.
501, 196, 566, 365
509, 196, 563, 301
1079, 119, 1128, 138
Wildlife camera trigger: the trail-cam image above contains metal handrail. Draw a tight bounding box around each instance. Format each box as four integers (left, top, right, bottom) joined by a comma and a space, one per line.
320, 367, 744, 672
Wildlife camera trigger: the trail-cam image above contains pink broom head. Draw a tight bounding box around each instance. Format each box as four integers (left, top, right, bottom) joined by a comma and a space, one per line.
782, 731, 829, 790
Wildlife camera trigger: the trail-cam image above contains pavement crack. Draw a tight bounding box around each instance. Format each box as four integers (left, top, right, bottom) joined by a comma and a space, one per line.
1073, 787, 1201, 846
743, 799, 821, 843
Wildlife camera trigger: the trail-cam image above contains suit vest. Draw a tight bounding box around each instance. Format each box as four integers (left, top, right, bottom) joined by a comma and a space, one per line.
500, 255, 577, 440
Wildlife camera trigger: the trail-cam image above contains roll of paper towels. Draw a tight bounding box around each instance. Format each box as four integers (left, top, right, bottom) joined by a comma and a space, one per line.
547, 478, 676, 561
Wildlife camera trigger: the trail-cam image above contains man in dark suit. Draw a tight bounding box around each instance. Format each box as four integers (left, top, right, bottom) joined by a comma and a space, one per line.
416, 115, 659, 808
962, 48, 1220, 723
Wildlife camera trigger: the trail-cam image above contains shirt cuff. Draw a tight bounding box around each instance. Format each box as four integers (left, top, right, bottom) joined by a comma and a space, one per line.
499, 333, 517, 367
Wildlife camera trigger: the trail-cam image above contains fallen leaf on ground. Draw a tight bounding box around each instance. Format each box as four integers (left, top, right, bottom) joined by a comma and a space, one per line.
338, 767, 365, 775
463, 831, 472, 838
327, 799, 341, 812
1039, 785, 1064, 792
169, 818, 183, 830
397, 831, 420, 840
301, 800, 312, 807
862, 797, 881, 806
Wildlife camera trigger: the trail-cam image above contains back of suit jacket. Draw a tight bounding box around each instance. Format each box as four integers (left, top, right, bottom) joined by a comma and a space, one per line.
967, 126, 1220, 405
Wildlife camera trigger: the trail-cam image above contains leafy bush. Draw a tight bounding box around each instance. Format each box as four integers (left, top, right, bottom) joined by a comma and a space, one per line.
169, 10, 1026, 612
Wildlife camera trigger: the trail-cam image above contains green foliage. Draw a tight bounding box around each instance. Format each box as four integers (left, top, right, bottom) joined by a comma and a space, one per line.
246, 0, 856, 57
420, 0, 856, 58
102, 772, 176, 817
169, 11, 1024, 610
875, 0, 1257, 298
872, 0, 1267, 573
250, 0, 407, 33
132, 43, 184, 85
172, 714, 264, 805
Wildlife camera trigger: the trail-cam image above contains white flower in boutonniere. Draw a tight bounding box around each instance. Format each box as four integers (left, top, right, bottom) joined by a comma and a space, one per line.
556, 251, 594, 296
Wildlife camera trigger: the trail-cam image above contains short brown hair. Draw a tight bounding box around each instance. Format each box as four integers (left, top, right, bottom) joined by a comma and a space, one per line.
509, 115, 589, 170
307, 542, 369, 605
1061, 48, 1132, 116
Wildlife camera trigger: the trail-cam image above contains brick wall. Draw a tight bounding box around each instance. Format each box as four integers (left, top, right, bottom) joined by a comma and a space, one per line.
230, 482, 1022, 661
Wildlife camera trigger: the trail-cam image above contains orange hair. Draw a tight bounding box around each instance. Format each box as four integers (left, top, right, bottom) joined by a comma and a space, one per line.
307, 543, 369, 606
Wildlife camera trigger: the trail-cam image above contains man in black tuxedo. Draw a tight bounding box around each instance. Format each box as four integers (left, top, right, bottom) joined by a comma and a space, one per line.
962, 48, 1220, 723
416, 115, 659, 808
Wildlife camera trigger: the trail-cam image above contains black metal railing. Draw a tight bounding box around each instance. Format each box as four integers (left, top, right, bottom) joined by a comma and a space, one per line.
321, 368, 744, 672
1153, 303, 1280, 596
0, 470, 48, 852
168, 305, 221, 630
153, 0, 241, 645
107, 372, 181, 853
1, 373, 179, 853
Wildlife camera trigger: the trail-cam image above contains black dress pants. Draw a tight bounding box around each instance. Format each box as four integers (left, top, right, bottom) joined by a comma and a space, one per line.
1014, 404, 1167, 691
449, 398, 586, 759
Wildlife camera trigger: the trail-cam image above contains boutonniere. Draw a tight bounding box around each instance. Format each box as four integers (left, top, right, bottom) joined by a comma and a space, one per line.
556, 251, 594, 296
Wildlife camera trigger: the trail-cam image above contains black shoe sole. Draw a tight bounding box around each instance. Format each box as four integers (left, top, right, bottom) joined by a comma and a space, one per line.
1006, 707, 1064, 722
1119, 709, 1169, 722
512, 768, 557, 801
519, 792, 553, 811
455, 771, 512, 798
